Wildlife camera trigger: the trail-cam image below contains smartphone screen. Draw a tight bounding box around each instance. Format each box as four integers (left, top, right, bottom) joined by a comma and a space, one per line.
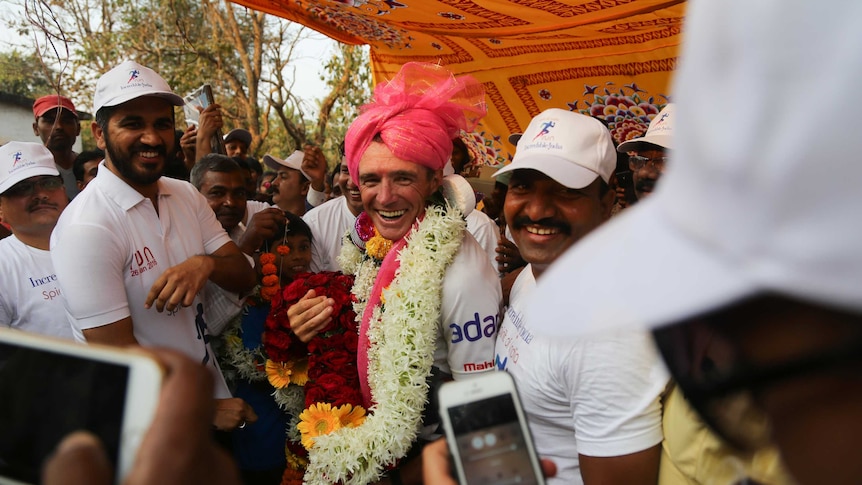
0, 342, 129, 484
447, 393, 541, 485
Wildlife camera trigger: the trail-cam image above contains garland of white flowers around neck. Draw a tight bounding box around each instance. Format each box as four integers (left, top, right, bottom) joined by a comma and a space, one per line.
318, 197, 466, 485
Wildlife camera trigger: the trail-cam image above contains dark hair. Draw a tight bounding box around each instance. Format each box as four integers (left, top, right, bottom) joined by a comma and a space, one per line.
245, 157, 263, 176
267, 211, 313, 246
72, 149, 105, 181
189, 154, 242, 189
94, 106, 117, 133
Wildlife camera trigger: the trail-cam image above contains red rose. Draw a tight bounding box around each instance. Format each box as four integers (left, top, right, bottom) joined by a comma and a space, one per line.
304, 273, 331, 288
304, 385, 327, 406
316, 373, 348, 396
323, 348, 352, 369
281, 279, 307, 305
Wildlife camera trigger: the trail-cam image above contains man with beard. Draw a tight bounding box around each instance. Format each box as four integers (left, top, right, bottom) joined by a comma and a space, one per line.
0, 142, 73, 339
492, 109, 667, 485
616, 104, 674, 202
32, 95, 81, 200
51, 60, 258, 431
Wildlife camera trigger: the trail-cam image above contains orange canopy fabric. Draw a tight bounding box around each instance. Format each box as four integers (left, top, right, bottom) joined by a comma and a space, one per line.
230, 0, 685, 166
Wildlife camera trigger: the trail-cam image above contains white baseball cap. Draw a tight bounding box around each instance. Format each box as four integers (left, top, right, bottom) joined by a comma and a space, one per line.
0, 142, 59, 195
528, 0, 862, 338
494, 109, 616, 189
263, 151, 310, 180
617, 103, 675, 153
93, 60, 184, 113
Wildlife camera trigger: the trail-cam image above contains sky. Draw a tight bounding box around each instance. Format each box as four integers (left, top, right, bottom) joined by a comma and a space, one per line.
0, 0, 339, 104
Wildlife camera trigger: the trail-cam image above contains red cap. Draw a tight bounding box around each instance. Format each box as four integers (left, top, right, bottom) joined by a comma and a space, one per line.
33, 95, 78, 119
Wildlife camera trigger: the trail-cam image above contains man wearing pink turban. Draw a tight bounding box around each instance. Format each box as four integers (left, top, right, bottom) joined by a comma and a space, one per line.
288, 62, 502, 484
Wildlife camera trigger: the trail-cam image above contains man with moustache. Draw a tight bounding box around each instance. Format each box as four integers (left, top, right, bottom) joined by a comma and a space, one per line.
51, 60, 258, 431
616, 104, 674, 202
493, 109, 667, 485
32, 95, 82, 200
0, 142, 73, 339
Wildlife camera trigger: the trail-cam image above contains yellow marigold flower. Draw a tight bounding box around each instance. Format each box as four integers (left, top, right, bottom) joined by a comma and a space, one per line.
338, 404, 367, 428
225, 334, 243, 349
298, 403, 343, 449
265, 360, 293, 389
288, 357, 309, 386
285, 445, 308, 469
366, 230, 393, 260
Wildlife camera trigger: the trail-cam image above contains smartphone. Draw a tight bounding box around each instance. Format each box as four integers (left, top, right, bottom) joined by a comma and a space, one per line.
438, 372, 545, 485
0, 330, 163, 485
615, 170, 638, 207
183, 84, 226, 155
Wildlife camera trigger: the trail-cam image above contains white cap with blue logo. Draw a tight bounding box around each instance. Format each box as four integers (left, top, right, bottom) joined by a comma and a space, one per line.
93, 60, 184, 114
493, 108, 616, 190
0, 142, 59, 195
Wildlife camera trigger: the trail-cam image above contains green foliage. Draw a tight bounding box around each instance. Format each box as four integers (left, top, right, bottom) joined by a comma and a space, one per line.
0, 50, 56, 97
7, 0, 372, 168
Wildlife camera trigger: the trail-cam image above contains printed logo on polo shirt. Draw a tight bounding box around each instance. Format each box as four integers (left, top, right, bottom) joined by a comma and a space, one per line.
129, 246, 159, 277
463, 360, 494, 372
450, 312, 498, 344
29, 272, 62, 301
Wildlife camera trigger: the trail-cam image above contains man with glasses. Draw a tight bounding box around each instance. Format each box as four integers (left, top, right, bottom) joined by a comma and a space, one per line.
616, 104, 673, 202
0, 142, 72, 339
529, 2, 862, 484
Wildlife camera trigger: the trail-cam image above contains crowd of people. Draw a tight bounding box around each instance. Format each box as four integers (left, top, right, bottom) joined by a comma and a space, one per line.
1, 1, 860, 484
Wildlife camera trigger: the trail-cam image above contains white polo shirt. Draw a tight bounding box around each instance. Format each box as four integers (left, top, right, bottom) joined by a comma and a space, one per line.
303, 196, 357, 273
495, 266, 667, 484
0, 235, 74, 340
51, 163, 233, 398
465, 209, 499, 270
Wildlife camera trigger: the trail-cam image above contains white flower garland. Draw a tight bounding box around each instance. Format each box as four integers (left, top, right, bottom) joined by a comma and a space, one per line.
214, 308, 266, 383
306, 201, 466, 485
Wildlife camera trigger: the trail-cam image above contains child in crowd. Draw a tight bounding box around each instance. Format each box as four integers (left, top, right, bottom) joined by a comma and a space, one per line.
217, 212, 312, 485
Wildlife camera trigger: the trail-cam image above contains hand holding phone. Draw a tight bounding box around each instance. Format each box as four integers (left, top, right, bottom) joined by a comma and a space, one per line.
0, 330, 163, 485
41, 347, 243, 485
438, 372, 546, 485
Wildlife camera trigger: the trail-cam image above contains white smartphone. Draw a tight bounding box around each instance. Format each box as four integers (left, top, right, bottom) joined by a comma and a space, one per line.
438, 371, 546, 485
0, 329, 163, 485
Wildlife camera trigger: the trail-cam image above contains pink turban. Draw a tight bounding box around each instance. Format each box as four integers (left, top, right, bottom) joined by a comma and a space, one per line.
345, 62, 487, 185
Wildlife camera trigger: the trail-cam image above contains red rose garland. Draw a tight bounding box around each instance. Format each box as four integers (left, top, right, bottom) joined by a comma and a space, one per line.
263, 271, 362, 484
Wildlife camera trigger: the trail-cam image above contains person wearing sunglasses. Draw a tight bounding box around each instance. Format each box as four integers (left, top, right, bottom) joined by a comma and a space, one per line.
529, 2, 862, 485
616, 104, 674, 202
0, 142, 73, 340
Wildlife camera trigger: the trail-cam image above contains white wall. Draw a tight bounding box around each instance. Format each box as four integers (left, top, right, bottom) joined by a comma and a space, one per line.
0, 101, 83, 152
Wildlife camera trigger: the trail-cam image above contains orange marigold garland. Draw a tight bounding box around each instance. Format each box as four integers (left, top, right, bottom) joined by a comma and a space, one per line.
259, 245, 289, 302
